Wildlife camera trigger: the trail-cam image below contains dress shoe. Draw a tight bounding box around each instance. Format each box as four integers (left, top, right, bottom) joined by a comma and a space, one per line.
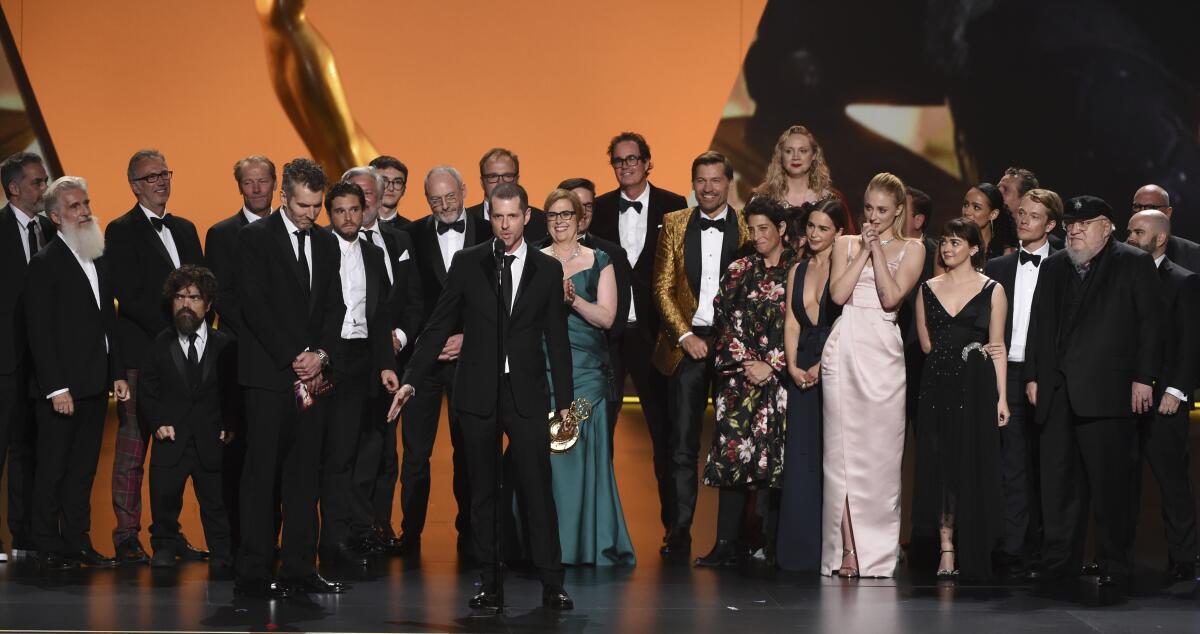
150, 547, 178, 568
542, 585, 574, 610
1168, 560, 1197, 582
176, 534, 209, 561
115, 538, 150, 565
208, 557, 235, 579
1096, 574, 1121, 587
67, 548, 118, 568
469, 588, 502, 611
39, 552, 78, 571
234, 579, 290, 600
283, 573, 349, 594
397, 534, 421, 557
325, 542, 370, 567
659, 530, 691, 559
1080, 561, 1103, 576
694, 540, 742, 568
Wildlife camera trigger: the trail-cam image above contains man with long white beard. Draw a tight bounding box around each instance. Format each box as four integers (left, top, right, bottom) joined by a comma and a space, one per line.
25, 176, 130, 570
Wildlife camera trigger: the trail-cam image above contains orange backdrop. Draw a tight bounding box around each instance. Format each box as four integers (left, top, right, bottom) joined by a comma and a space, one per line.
3, 0, 765, 234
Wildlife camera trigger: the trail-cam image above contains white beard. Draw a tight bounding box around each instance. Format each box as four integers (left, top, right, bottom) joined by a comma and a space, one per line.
61, 218, 105, 260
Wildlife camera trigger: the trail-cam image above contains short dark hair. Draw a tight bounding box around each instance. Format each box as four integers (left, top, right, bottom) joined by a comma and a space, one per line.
163, 264, 218, 306
325, 181, 365, 212
606, 132, 651, 162
369, 155, 409, 178
1004, 167, 1039, 196
488, 182, 528, 212
744, 196, 789, 228
281, 158, 326, 198
0, 151, 44, 197
691, 150, 734, 180
233, 155, 276, 183
939, 217, 986, 270
557, 177, 596, 196
906, 186, 933, 218
478, 148, 519, 177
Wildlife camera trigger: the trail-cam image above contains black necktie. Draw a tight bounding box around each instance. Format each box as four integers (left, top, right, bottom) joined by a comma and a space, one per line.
437, 219, 465, 234
1018, 250, 1041, 267
501, 254, 516, 314
26, 220, 38, 260
618, 199, 643, 214
361, 229, 376, 245
698, 217, 725, 232
149, 214, 171, 232
294, 229, 310, 288
186, 333, 200, 386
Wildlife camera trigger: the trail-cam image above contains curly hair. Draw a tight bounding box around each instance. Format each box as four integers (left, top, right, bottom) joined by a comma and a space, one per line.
753, 125, 832, 203
163, 264, 218, 306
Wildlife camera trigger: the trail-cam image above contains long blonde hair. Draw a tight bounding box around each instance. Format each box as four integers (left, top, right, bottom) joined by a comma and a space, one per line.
866, 172, 912, 240
754, 125, 833, 203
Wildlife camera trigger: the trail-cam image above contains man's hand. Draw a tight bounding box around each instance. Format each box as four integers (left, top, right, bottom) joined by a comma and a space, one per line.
113, 380, 131, 401
438, 334, 463, 362
1158, 393, 1182, 416
680, 333, 708, 361
558, 408, 570, 421
156, 426, 176, 441
219, 430, 234, 445
388, 384, 415, 422
1025, 381, 1038, 407
381, 369, 399, 393
1132, 381, 1154, 415
293, 351, 322, 380
998, 400, 1010, 428
52, 391, 75, 417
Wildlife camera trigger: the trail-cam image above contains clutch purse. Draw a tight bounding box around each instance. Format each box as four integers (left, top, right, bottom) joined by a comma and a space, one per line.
294, 375, 333, 411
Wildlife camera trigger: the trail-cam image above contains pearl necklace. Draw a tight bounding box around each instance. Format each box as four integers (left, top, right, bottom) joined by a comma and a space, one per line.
552, 241, 581, 264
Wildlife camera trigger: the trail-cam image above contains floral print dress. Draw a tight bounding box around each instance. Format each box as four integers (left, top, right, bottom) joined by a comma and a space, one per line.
703, 249, 797, 489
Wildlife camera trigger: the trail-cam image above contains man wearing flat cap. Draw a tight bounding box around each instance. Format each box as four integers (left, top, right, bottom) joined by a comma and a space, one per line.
1024, 195, 1165, 592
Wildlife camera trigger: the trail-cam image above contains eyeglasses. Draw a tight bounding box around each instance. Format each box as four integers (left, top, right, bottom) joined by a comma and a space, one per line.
482, 172, 518, 185
610, 155, 644, 168
134, 170, 173, 184
384, 178, 407, 190
546, 210, 577, 221
1064, 216, 1107, 232
1131, 202, 1166, 212
581, 202, 594, 212
173, 292, 204, 303
427, 192, 459, 209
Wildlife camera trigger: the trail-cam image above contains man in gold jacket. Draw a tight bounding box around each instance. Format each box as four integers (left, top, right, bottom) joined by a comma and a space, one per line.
652, 151, 749, 560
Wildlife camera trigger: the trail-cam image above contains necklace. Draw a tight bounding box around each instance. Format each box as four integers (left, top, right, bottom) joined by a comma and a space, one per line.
880, 237, 895, 247
552, 241, 581, 264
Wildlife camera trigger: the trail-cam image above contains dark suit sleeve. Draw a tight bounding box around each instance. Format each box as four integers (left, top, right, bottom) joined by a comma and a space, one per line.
102, 269, 123, 382
206, 224, 241, 335
370, 251, 397, 377
139, 341, 165, 432
541, 259, 574, 408
217, 340, 239, 434
1131, 254, 1165, 386
319, 250, 346, 360
400, 250, 466, 388
1023, 263, 1053, 386
1165, 273, 1199, 395
105, 221, 162, 336
25, 255, 63, 395
390, 231, 424, 340
235, 228, 305, 368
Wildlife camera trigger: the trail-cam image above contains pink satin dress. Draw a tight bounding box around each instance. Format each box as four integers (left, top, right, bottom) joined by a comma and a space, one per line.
819, 240, 911, 577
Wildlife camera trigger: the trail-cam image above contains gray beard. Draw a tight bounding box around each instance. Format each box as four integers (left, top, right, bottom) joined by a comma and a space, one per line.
61, 219, 105, 260
1066, 243, 1102, 267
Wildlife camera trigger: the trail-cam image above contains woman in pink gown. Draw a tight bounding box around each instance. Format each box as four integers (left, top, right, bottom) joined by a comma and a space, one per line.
820, 173, 926, 577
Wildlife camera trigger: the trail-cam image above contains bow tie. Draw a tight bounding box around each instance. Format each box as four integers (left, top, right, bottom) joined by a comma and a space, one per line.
1018, 250, 1041, 267
618, 199, 643, 214
698, 216, 725, 232
149, 214, 171, 232
437, 219, 465, 235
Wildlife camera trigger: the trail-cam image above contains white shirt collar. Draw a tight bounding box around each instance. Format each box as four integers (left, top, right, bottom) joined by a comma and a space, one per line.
11, 203, 35, 225
241, 206, 269, 224
1021, 240, 1051, 258
702, 205, 730, 222
279, 210, 303, 235
620, 182, 651, 206
1155, 254, 1166, 268
179, 319, 208, 343
499, 238, 528, 261
337, 234, 361, 255
139, 203, 168, 221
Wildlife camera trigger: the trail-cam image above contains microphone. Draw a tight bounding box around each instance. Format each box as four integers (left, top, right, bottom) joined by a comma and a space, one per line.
493, 238, 506, 270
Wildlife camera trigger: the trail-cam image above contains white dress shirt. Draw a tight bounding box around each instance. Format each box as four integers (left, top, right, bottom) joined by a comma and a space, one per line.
13, 204, 41, 263
1153, 254, 1189, 403
178, 319, 208, 359
1008, 241, 1051, 362
279, 211, 312, 287
436, 211, 467, 272
47, 233, 106, 398
359, 220, 411, 350
501, 239, 528, 373
241, 206, 268, 225
140, 204, 181, 268
690, 206, 728, 330
337, 237, 369, 339
617, 183, 651, 322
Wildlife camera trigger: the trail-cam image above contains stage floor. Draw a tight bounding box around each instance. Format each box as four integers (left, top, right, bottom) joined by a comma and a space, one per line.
0, 403, 1196, 633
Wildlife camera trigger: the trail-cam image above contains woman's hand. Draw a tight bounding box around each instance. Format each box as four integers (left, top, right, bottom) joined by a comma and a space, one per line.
983, 342, 1006, 360
743, 360, 774, 386
788, 366, 806, 389
563, 279, 576, 306
997, 399, 1010, 428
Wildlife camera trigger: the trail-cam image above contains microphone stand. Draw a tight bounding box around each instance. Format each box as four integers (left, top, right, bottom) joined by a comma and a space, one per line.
492, 239, 506, 613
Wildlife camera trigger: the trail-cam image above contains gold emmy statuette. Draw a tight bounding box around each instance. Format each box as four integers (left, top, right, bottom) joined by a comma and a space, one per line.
549, 398, 592, 454
256, 0, 378, 177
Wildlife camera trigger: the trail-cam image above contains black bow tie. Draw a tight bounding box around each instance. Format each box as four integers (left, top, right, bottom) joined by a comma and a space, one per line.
437, 219, 465, 235
698, 216, 725, 232
1018, 250, 1041, 267
149, 214, 171, 232
618, 199, 643, 214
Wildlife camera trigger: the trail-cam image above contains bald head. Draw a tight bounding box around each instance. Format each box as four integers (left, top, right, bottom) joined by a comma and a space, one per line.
1132, 184, 1172, 217
1126, 209, 1171, 258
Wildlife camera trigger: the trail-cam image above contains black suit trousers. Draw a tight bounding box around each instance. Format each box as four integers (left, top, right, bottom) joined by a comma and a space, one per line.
667, 348, 716, 534
1000, 362, 1040, 559
32, 396, 107, 553
618, 323, 672, 530
1134, 408, 1198, 563
320, 339, 370, 548
150, 439, 232, 560
351, 390, 394, 538
398, 360, 470, 541
238, 388, 326, 581
0, 370, 37, 544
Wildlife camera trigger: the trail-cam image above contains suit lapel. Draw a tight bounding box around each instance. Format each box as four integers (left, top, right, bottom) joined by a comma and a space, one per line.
426, 219, 450, 283
477, 247, 498, 299
269, 215, 309, 299
363, 241, 380, 321
169, 336, 190, 387
135, 208, 175, 268
720, 207, 740, 270
683, 208, 702, 297
510, 250, 538, 320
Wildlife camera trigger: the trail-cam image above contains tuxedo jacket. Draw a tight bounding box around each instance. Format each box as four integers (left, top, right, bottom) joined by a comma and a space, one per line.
403, 212, 492, 332
379, 214, 411, 230
402, 241, 573, 418
140, 326, 237, 470
204, 209, 257, 337
984, 243, 1061, 347
465, 203, 548, 245
1156, 258, 1199, 403
651, 206, 750, 375
0, 205, 56, 375
235, 213, 345, 391
590, 183, 689, 339
1166, 234, 1200, 274
333, 237, 399, 394
370, 224, 423, 340
105, 205, 204, 369
1024, 239, 1164, 422
537, 232, 632, 340
25, 237, 122, 399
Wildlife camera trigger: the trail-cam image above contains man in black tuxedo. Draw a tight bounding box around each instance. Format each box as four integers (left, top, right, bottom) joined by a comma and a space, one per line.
395, 166, 490, 557
204, 155, 277, 337
26, 177, 130, 570
1125, 209, 1200, 581
316, 181, 400, 567
900, 186, 939, 424
464, 147, 547, 244
1024, 195, 1164, 592
105, 149, 205, 564
984, 187, 1062, 578
369, 155, 411, 229
140, 266, 236, 570
393, 182, 574, 611
234, 159, 347, 598
588, 132, 687, 543
1131, 184, 1200, 274
0, 151, 53, 560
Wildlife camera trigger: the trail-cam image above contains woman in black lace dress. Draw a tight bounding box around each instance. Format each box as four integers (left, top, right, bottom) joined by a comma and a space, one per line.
913, 218, 1010, 580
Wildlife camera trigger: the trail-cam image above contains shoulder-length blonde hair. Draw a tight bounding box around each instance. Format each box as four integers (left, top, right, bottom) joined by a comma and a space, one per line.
753, 125, 833, 203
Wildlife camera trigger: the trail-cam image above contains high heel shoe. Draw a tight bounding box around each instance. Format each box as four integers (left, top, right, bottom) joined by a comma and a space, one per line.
836, 548, 859, 578
936, 549, 958, 579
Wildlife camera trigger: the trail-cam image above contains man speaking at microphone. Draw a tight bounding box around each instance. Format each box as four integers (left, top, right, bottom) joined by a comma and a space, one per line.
390, 182, 574, 611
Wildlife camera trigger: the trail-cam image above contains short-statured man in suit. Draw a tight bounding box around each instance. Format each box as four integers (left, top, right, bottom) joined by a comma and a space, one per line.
234, 159, 347, 599
317, 181, 400, 567
396, 166, 491, 557
369, 155, 411, 229
1024, 196, 1164, 592
26, 177, 130, 570
1125, 209, 1200, 581
342, 166, 421, 552
652, 152, 749, 560
589, 132, 687, 542
393, 182, 575, 611
0, 151, 53, 559
1130, 184, 1200, 274
105, 149, 205, 564
140, 266, 236, 570
899, 186, 939, 424
984, 187, 1062, 578
204, 155, 276, 338
464, 147, 547, 245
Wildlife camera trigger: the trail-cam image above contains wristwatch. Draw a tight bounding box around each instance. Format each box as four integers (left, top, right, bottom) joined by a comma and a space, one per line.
316, 349, 330, 368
